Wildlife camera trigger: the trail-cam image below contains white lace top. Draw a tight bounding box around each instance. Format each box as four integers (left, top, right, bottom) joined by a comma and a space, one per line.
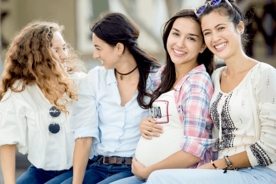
210, 62, 276, 171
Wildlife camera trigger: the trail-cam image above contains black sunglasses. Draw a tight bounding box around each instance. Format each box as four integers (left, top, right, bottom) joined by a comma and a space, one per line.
194, 0, 233, 17
49, 106, 61, 134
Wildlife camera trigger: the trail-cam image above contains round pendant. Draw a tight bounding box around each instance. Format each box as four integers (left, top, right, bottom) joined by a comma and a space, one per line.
48, 123, 60, 134
49, 106, 61, 117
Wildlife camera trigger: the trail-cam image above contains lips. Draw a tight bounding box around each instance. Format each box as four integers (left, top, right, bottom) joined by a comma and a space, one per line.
214, 42, 226, 51
173, 49, 187, 56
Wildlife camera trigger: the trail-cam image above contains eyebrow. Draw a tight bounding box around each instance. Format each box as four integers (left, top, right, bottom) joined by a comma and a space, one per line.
52, 43, 66, 48
203, 23, 226, 32
172, 28, 199, 37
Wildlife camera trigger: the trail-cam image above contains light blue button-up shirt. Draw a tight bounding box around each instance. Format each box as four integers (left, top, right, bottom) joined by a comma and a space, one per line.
70, 66, 155, 158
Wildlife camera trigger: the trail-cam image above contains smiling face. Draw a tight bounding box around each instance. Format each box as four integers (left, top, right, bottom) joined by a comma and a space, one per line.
92, 33, 120, 69
166, 17, 205, 67
51, 31, 68, 64
201, 11, 244, 60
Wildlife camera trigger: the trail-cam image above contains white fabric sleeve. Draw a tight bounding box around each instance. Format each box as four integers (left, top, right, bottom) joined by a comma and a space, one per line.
247, 64, 276, 167
0, 90, 28, 153
70, 68, 99, 144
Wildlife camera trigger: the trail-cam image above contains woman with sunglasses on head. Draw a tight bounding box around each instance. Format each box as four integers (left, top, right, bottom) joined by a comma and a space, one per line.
61, 12, 160, 184
0, 21, 86, 184
111, 8, 216, 184
146, 0, 276, 183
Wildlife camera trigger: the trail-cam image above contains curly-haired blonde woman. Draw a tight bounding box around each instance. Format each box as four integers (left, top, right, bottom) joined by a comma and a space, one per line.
0, 21, 86, 184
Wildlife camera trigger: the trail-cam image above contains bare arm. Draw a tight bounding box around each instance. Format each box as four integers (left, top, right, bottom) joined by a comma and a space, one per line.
132, 150, 200, 179
198, 151, 250, 170
139, 117, 163, 139
0, 145, 16, 184
72, 137, 92, 184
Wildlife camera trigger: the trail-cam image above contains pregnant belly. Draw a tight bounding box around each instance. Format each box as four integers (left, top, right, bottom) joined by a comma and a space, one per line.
135, 128, 184, 167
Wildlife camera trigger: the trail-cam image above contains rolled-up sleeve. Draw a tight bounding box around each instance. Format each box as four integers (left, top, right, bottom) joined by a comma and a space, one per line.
70, 69, 99, 143
180, 73, 216, 160
152, 66, 164, 90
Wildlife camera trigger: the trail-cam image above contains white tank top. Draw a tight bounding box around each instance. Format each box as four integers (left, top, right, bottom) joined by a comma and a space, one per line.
135, 90, 184, 167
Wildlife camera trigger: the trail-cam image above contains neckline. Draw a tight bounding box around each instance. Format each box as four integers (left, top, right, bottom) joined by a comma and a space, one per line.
218, 62, 260, 95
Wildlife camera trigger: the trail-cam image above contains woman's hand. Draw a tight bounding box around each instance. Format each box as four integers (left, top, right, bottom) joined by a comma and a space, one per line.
139, 117, 163, 139
131, 157, 150, 180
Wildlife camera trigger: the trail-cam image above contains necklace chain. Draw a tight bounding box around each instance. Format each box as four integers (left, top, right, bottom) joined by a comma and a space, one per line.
115, 66, 138, 80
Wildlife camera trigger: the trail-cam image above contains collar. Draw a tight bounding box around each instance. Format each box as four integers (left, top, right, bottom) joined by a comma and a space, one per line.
106, 69, 117, 85
174, 64, 207, 91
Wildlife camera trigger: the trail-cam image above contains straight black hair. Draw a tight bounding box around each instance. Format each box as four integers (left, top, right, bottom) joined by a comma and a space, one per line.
91, 12, 160, 109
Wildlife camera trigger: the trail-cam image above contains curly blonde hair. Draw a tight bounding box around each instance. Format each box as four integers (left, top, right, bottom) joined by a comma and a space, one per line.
0, 20, 82, 112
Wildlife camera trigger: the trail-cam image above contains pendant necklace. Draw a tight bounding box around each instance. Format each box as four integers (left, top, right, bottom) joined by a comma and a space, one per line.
115, 66, 138, 80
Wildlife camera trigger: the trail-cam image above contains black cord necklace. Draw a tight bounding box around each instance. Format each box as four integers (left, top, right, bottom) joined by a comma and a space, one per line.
115, 66, 138, 80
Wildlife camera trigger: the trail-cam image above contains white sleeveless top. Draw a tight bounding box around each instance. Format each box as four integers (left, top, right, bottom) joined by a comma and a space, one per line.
135, 90, 184, 167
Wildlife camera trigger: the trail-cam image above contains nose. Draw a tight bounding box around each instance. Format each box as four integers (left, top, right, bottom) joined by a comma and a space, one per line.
59, 50, 68, 63
211, 32, 221, 43
93, 51, 99, 59
176, 37, 185, 48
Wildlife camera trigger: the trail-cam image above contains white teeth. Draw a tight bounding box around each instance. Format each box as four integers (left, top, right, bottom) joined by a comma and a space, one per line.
215, 42, 226, 49
174, 49, 185, 54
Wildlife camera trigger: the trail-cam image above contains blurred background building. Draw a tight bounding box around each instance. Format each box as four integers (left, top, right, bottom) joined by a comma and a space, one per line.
0, 0, 275, 181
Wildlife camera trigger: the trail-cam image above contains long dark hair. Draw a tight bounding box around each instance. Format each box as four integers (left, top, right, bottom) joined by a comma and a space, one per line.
91, 12, 160, 109
149, 9, 214, 107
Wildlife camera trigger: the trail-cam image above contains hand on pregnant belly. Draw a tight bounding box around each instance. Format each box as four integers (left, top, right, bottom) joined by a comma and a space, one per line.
140, 117, 163, 140
132, 157, 151, 180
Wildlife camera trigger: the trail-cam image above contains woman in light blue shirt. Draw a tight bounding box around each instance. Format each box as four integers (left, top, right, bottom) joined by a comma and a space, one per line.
62, 12, 160, 184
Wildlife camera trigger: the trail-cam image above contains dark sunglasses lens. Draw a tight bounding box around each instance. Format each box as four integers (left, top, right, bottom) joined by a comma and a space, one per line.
210, 0, 221, 6
196, 5, 205, 15
49, 123, 60, 134
49, 106, 61, 117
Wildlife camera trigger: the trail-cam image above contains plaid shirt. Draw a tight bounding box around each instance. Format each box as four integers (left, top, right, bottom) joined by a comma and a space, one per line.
153, 64, 217, 167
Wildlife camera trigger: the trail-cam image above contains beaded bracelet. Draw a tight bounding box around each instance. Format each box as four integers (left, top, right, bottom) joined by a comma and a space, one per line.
223, 155, 236, 173
211, 160, 218, 169
224, 156, 233, 169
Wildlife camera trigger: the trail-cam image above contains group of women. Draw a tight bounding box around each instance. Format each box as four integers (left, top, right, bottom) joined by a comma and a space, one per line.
0, 0, 275, 183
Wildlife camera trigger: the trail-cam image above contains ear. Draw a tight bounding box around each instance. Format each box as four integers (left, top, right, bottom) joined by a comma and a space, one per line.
115, 42, 124, 55
199, 44, 207, 54
237, 21, 244, 34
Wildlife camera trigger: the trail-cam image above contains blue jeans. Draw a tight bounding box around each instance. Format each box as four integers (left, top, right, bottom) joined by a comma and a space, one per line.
62, 156, 133, 184
16, 165, 73, 184
146, 166, 276, 184
111, 176, 146, 184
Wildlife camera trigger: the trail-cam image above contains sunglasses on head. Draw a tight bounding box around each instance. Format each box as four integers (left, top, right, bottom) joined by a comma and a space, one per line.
49, 106, 61, 134
194, 0, 233, 17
